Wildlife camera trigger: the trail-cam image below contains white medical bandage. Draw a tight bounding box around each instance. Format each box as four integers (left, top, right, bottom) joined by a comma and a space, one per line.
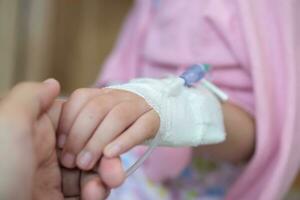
108, 76, 227, 147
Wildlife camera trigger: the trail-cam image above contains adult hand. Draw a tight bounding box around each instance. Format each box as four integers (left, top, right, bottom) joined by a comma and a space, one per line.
0, 79, 61, 199
0, 79, 125, 200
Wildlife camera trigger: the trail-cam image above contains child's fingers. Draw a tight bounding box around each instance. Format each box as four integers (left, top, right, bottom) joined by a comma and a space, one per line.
61, 94, 122, 168
75, 99, 151, 170
104, 110, 160, 158
57, 88, 104, 148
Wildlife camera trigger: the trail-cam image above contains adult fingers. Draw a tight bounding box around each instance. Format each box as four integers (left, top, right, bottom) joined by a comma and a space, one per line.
81, 171, 109, 200
99, 156, 125, 188
2, 79, 60, 121
61, 167, 81, 197
47, 99, 65, 132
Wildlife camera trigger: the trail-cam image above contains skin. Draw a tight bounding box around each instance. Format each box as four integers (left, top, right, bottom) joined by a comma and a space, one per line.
58, 86, 255, 196
58, 88, 157, 170
0, 80, 62, 200
0, 80, 123, 200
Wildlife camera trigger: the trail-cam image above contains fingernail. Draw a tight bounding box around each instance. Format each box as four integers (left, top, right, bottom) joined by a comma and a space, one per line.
58, 134, 66, 148
106, 144, 121, 157
78, 151, 93, 169
62, 152, 75, 168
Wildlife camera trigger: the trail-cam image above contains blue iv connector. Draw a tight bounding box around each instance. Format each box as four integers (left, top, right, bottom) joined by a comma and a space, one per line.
180, 64, 211, 87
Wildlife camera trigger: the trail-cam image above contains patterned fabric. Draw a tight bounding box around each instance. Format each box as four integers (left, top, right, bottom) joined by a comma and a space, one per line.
109, 152, 299, 200
109, 152, 241, 200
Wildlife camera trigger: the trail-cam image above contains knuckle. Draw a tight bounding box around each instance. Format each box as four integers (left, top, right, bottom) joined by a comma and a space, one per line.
152, 115, 160, 130
84, 99, 106, 119
136, 98, 151, 111
146, 112, 160, 134
108, 88, 122, 94
100, 87, 113, 94
86, 94, 114, 111
86, 98, 103, 112
71, 88, 90, 99
110, 89, 135, 99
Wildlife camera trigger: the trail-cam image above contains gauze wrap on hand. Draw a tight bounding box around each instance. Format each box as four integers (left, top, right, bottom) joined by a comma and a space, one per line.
108, 77, 226, 147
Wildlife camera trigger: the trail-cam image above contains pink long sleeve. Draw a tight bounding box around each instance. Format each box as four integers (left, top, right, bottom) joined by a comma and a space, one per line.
226, 1, 300, 199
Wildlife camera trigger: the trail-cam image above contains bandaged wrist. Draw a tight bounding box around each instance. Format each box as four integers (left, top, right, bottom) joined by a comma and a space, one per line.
108, 77, 226, 147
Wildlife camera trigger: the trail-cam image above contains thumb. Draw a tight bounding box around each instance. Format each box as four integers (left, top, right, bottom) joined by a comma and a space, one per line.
4, 79, 60, 120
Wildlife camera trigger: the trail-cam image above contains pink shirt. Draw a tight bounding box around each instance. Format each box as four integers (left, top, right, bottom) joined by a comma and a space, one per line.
97, 0, 300, 199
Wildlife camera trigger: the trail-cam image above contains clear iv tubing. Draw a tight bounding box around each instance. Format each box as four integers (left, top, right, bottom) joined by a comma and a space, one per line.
126, 124, 161, 176
125, 64, 210, 177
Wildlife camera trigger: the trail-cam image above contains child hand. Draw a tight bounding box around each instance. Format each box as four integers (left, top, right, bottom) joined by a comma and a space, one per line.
58, 88, 160, 170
